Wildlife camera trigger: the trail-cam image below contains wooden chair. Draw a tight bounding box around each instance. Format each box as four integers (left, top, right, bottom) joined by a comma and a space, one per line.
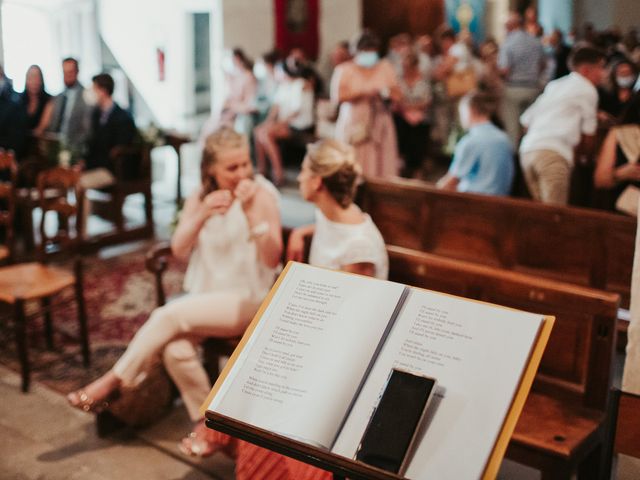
0, 167, 90, 392
0, 150, 17, 263
87, 140, 154, 247
163, 131, 193, 206
602, 388, 640, 479
14, 157, 55, 253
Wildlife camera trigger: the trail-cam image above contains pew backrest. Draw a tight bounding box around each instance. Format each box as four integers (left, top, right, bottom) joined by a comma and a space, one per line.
359, 178, 636, 308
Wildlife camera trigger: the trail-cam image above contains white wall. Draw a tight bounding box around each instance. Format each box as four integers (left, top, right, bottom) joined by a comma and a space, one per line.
2, 0, 100, 93
98, 0, 361, 130
485, 0, 510, 42
220, 0, 274, 60
0, 0, 4, 65
98, 0, 216, 131
612, 0, 640, 32
220, 0, 361, 67
317, 0, 361, 84
574, 0, 612, 31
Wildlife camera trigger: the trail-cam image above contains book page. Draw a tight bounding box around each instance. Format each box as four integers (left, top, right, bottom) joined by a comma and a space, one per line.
208, 263, 406, 448
332, 288, 543, 480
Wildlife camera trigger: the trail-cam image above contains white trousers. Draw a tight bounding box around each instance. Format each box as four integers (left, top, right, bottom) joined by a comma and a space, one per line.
112, 291, 261, 421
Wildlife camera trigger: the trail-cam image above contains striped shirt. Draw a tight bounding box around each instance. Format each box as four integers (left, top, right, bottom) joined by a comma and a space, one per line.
498, 30, 544, 86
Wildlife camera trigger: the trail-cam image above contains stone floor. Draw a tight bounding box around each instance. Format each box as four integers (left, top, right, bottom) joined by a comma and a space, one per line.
0, 365, 235, 480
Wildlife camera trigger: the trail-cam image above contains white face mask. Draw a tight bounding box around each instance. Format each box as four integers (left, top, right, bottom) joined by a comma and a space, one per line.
616, 75, 637, 89
83, 87, 98, 107
354, 51, 379, 68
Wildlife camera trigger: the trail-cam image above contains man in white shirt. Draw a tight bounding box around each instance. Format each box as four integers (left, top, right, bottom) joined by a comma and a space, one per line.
519, 46, 606, 204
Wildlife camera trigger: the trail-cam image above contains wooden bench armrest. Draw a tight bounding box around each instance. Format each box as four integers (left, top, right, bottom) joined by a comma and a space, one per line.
145, 241, 173, 306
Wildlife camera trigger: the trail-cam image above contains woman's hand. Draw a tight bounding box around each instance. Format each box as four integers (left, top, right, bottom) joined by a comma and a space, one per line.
286, 225, 315, 262
616, 163, 640, 183
286, 230, 306, 262
234, 178, 259, 212
201, 190, 233, 218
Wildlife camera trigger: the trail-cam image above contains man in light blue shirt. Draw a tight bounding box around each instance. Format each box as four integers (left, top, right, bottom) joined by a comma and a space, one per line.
437, 92, 514, 196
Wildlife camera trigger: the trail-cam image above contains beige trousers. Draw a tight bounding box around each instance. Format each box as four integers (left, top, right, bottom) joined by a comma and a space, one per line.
501, 85, 540, 145
112, 291, 261, 421
520, 149, 571, 205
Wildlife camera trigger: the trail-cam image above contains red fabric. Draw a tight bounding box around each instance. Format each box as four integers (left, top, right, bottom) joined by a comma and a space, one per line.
274, 0, 320, 60
209, 431, 333, 480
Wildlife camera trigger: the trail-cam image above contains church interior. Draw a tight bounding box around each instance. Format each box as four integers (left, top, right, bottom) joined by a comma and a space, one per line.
1, 0, 640, 478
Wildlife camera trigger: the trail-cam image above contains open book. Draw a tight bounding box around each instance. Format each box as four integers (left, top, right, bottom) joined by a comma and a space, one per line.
204, 262, 553, 480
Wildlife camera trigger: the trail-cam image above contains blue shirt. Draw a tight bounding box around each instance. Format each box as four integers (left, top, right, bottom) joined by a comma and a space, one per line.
449, 122, 514, 196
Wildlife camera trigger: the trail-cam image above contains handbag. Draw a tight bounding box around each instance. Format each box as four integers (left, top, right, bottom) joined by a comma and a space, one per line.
346, 101, 376, 146
445, 68, 477, 98
348, 121, 372, 145
107, 361, 175, 428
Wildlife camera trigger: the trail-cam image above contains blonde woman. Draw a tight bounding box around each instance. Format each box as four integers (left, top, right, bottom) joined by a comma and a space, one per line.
68, 127, 282, 454
182, 140, 388, 479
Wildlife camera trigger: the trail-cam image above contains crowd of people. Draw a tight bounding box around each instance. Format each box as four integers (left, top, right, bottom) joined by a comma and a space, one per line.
2, 8, 640, 211
191, 9, 640, 210
0, 57, 137, 232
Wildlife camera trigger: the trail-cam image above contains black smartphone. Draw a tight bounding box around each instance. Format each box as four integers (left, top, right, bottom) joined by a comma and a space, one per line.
355, 368, 436, 475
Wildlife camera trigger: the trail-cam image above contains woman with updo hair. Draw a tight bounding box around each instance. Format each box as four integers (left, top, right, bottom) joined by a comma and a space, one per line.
67, 127, 282, 455
288, 138, 388, 278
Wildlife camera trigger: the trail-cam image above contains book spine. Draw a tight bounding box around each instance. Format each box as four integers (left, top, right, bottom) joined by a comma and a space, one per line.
329, 286, 412, 450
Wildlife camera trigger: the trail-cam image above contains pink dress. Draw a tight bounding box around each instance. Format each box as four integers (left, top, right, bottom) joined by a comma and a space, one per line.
330, 59, 400, 178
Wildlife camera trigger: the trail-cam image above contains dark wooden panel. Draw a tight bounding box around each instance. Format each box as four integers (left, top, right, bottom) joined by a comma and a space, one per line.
362, 0, 445, 47
360, 178, 636, 309
359, 185, 429, 250
428, 198, 506, 267
511, 213, 594, 285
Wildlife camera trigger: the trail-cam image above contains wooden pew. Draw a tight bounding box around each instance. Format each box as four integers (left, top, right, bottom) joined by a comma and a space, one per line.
359, 178, 635, 309
387, 245, 620, 480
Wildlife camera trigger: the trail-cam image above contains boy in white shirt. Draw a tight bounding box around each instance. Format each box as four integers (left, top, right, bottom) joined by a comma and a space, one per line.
519, 46, 606, 204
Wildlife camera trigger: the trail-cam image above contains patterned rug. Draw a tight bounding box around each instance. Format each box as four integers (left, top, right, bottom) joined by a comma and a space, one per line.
0, 249, 186, 395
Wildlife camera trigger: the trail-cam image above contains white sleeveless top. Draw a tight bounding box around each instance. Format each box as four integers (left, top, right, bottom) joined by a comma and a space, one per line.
309, 208, 388, 279
183, 175, 280, 300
